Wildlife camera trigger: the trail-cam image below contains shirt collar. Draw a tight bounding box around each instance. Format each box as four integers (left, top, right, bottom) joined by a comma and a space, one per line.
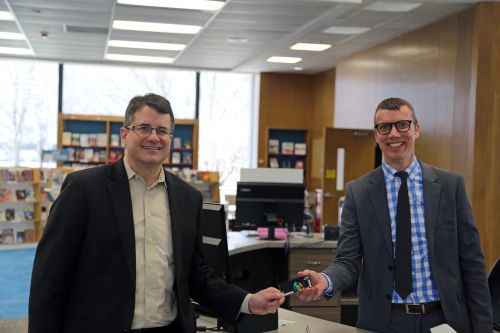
382, 158, 420, 182
123, 156, 165, 185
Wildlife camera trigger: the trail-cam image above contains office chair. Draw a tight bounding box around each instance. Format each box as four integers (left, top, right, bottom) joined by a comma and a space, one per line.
489, 257, 500, 331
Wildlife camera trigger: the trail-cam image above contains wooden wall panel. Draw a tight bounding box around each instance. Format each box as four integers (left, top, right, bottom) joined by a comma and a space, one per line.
471, 2, 500, 270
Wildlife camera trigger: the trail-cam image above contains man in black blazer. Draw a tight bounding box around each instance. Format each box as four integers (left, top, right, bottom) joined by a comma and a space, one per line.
28, 93, 284, 333
298, 97, 492, 332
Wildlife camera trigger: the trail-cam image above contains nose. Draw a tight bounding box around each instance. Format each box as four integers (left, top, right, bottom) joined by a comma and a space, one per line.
146, 128, 161, 141
388, 124, 401, 137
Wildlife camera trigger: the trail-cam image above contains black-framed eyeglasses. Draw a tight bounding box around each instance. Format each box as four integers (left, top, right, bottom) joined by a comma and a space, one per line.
374, 120, 416, 135
126, 125, 173, 137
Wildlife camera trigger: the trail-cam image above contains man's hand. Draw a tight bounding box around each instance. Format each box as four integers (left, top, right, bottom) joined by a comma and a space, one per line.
296, 270, 328, 302
248, 287, 285, 315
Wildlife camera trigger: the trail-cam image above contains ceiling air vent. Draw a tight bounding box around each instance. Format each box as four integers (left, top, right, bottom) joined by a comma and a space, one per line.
63, 24, 108, 34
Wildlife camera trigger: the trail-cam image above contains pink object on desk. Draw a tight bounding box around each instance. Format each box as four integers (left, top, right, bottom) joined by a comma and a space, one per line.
257, 227, 288, 240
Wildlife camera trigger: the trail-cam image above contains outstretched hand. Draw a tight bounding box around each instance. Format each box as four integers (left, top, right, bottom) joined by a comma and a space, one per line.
296, 270, 328, 302
248, 287, 285, 315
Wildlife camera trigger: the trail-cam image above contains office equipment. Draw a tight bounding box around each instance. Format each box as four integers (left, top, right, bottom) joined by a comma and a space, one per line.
235, 182, 305, 231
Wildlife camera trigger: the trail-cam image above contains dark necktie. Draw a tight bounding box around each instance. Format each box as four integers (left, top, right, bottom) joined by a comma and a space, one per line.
395, 171, 412, 298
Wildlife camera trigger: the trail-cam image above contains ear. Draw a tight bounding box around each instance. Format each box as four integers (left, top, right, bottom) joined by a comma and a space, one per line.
414, 122, 420, 139
120, 127, 128, 146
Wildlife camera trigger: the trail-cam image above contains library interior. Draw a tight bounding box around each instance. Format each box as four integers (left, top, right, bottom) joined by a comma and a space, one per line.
0, 1, 499, 332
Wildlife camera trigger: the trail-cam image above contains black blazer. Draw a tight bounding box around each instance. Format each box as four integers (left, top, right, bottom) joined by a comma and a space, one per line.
29, 160, 247, 333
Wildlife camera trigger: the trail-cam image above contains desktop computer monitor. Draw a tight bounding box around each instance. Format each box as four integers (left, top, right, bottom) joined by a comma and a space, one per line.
235, 181, 305, 231
199, 202, 230, 283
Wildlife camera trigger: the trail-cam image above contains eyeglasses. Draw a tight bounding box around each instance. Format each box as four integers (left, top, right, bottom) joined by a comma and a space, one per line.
374, 120, 415, 135
126, 125, 173, 137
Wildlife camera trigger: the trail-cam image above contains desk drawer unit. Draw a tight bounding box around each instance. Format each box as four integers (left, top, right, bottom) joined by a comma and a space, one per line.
288, 248, 340, 322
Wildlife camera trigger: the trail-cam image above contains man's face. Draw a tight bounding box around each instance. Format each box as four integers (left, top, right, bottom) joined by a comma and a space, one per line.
374, 105, 420, 170
120, 105, 172, 169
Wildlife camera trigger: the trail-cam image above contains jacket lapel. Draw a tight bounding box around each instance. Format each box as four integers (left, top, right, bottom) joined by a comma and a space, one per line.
165, 171, 184, 281
368, 167, 393, 257
420, 162, 440, 259
106, 160, 136, 284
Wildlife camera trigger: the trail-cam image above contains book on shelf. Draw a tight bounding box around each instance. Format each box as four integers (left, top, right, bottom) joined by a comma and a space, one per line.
182, 152, 192, 164
281, 142, 294, 155
5, 208, 15, 221
1, 228, 14, 244
173, 137, 182, 149
62, 132, 72, 145
83, 149, 94, 162
15, 189, 26, 201
110, 134, 120, 147
0, 208, 5, 222
183, 139, 192, 149
23, 206, 34, 220
71, 133, 80, 146
294, 160, 304, 169
171, 152, 181, 164
80, 133, 89, 147
294, 143, 307, 156
97, 133, 107, 147
0, 169, 34, 183
268, 139, 280, 154
89, 133, 97, 147
16, 230, 25, 244
24, 228, 35, 242
269, 157, 279, 168
0, 188, 14, 202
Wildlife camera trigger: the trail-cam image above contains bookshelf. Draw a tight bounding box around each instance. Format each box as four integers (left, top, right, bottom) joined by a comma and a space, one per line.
267, 128, 308, 175
58, 114, 198, 169
0, 168, 40, 245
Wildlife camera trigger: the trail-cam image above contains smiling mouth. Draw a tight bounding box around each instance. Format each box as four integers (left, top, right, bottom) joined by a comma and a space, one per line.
387, 142, 404, 148
142, 145, 162, 150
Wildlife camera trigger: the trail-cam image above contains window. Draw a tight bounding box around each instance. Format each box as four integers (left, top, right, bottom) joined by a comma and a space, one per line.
198, 72, 256, 200
0, 59, 58, 167
63, 64, 196, 119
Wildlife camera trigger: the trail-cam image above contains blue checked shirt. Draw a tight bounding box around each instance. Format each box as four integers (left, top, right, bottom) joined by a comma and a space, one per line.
323, 159, 440, 304
382, 159, 439, 304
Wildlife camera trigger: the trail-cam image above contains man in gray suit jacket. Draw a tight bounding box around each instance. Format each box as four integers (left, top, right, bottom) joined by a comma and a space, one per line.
298, 97, 492, 332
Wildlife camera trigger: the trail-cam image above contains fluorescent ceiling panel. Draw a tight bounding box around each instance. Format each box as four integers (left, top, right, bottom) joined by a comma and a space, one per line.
364, 1, 422, 12
0, 32, 24, 40
108, 40, 185, 51
113, 20, 201, 34
117, 0, 224, 11
322, 26, 371, 35
106, 53, 174, 64
291, 43, 331, 51
0, 11, 14, 20
0, 46, 33, 55
267, 56, 302, 64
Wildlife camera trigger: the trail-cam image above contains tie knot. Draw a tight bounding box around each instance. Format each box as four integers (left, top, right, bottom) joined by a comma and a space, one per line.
395, 171, 409, 180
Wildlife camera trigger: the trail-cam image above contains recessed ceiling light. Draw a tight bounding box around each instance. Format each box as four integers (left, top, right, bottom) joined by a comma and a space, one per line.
322, 26, 371, 35
294, 67, 303, 71
113, 20, 202, 35
117, 0, 225, 11
291, 43, 331, 52
0, 46, 33, 55
364, 1, 422, 12
108, 40, 185, 51
0, 11, 14, 21
0, 32, 24, 40
226, 36, 248, 44
106, 53, 174, 64
267, 56, 302, 64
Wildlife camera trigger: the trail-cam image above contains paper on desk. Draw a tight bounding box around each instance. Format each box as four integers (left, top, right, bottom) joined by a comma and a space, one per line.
430, 324, 457, 333
278, 319, 296, 327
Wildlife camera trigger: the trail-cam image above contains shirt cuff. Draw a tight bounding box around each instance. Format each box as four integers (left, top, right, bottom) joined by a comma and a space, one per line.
321, 272, 334, 297
239, 294, 252, 314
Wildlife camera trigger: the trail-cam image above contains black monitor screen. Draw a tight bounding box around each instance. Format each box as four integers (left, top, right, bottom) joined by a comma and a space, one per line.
199, 202, 230, 283
235, 182, 305, 231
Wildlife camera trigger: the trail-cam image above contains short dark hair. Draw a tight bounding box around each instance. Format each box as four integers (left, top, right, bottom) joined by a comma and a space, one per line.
124, 93, 175, 128
374, 97, 417, 124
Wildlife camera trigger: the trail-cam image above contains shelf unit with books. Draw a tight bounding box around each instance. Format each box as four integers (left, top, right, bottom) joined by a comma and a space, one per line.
0, 168, 40, 245
267, 128, 308, 172
58, 115, 199, 169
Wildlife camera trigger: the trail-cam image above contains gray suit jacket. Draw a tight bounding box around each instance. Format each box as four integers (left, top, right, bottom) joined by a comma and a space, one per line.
323, 161, 492, 332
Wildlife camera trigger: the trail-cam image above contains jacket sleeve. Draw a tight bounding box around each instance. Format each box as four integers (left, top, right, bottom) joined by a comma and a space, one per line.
322, 182, 363, 294
28, 174, 86, 333
455, 175, 493, 332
